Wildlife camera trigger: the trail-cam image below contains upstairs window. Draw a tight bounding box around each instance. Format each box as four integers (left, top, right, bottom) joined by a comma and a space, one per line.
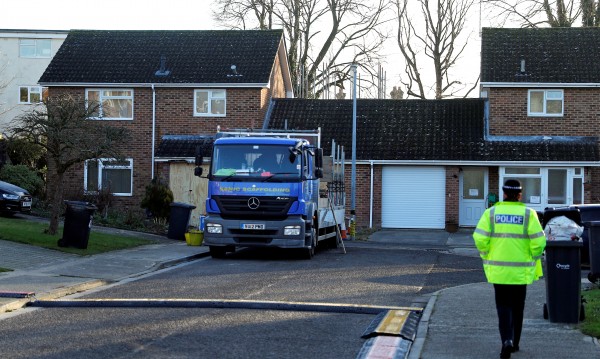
19, 39, 51, 58
19, 86, 48, 104
194, 89, 226, 116
528, 89, 563, 116
85, 158, 133, 196
86, 89, 134, 120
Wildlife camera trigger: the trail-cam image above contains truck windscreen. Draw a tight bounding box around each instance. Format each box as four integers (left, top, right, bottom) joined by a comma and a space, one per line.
211, 144, 301, 181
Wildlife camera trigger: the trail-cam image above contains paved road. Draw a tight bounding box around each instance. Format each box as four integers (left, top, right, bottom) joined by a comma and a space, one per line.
0, 243, 485, 359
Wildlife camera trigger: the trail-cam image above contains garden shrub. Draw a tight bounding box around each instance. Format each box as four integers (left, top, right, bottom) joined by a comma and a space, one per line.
0, 164, 45, 196
140, 178, 173, 220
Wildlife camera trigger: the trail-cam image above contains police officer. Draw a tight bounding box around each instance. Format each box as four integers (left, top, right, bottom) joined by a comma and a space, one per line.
473, 179, 546, 359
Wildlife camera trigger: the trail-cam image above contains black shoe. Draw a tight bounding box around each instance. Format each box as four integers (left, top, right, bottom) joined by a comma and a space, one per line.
511, 344, 519, 353
500, 340, 513, 359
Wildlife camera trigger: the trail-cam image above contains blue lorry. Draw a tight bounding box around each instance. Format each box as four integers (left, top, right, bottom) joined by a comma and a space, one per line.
195, 129, 346, 259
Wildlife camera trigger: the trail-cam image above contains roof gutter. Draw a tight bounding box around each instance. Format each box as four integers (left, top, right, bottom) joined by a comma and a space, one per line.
345, 160, 600, 167
154, 157, 599, 167
38, 82, 270, 88
154, 157, 197, 164
481, 82, 600, 88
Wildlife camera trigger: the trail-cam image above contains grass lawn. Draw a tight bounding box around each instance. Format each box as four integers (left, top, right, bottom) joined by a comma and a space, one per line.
0, 216, 155, 255
581, 287, 600, 338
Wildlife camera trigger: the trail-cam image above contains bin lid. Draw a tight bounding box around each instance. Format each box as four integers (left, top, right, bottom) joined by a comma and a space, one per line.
542, 207, 581, 227
63, 200, 98, 210
170, 202, 196, 209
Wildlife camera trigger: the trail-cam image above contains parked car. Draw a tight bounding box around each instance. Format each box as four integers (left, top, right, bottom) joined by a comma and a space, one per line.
0, 180, 32, 214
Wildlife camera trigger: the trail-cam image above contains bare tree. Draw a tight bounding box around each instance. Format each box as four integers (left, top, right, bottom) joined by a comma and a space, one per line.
396, 0, 478, 99
9, 94, 131, 235
482, 0, 600, 27
213, 0, 391, 98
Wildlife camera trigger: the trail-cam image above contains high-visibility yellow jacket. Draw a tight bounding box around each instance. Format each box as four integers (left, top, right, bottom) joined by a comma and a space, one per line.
473, 201, 546, 285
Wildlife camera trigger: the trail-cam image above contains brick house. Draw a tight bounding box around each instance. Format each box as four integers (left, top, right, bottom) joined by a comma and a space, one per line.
480, 27, 600, 218
266, 27, 600, 230
38, 29, 293, 224
38, 27, 600, 232
265, 98, 597, 230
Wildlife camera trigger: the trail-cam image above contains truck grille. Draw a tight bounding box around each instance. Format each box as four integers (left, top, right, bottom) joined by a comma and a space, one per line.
213, 195, 296, 218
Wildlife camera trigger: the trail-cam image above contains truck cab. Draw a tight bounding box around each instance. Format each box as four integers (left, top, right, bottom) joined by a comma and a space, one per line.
196, 129, 344, 259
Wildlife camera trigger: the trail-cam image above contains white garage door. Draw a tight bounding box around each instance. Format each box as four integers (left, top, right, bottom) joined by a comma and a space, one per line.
382, 166, 446, 229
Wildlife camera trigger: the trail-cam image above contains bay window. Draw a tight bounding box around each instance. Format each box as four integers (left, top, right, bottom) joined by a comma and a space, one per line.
500, 167, 584, 210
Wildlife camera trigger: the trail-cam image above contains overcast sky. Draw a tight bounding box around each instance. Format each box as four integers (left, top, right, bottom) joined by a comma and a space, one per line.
3, 0, 216, 30
3, 0, 485, 98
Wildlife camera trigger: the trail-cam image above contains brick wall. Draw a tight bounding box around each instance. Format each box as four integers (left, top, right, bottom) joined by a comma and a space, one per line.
489, 87, 600, 208
342, 163, 380, 229
48, 85, 268, 210
488, 88, 600, 136
445, 167, 459, 224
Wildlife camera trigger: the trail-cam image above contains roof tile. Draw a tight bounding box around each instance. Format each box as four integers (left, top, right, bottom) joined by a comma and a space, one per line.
40, 30, 283, 84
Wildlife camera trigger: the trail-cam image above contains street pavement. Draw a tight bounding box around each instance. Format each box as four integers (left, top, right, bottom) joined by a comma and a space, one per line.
0, 219, 599, 359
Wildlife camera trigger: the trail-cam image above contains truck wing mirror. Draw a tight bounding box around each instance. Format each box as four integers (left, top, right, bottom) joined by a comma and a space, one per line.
288, 144, 301, 163
315, 168, 323, 179
315, 148, 323, 168
288, 152, 297, 163
194, 167, 203, 177
195, 146, 204, 166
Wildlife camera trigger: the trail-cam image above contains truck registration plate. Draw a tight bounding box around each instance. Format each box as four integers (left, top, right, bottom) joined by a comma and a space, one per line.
241, 223, 265, 230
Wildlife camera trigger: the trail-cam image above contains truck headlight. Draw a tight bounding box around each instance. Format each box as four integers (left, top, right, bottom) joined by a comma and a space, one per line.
206, 223, 222, 234
284, 226, 301, 236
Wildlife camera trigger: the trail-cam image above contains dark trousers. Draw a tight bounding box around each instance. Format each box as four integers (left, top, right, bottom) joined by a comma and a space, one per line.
493, 284, 527, 346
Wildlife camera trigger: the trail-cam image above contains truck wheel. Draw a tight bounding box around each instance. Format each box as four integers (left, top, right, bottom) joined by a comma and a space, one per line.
302, 228, 316, 259
209, 246, 226, 259
588, 272, 599, 284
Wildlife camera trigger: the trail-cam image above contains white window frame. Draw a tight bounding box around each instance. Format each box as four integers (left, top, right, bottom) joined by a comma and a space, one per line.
85, 89, 134, 120
19, 38, 52, 58
84, 158, 133, 196
500, 167, 583, 212
194, 89, 226, 117
528, 89, 564, 117
18, 86, 47, 104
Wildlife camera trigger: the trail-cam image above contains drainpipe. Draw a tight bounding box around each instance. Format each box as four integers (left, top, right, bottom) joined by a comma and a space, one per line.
483, 98, 490, 140
151, 84, 156, 179
370, 160, 374, 228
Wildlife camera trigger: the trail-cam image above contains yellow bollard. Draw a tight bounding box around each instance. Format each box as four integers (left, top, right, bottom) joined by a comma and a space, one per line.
349, 217, 356, 240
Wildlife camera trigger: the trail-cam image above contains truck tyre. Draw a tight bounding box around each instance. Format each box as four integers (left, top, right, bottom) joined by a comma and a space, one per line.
302, 227, 316, 259
209, 246, 226, 259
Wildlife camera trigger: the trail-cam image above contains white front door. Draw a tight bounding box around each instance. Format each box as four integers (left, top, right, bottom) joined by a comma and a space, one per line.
459, 167, 488, 227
